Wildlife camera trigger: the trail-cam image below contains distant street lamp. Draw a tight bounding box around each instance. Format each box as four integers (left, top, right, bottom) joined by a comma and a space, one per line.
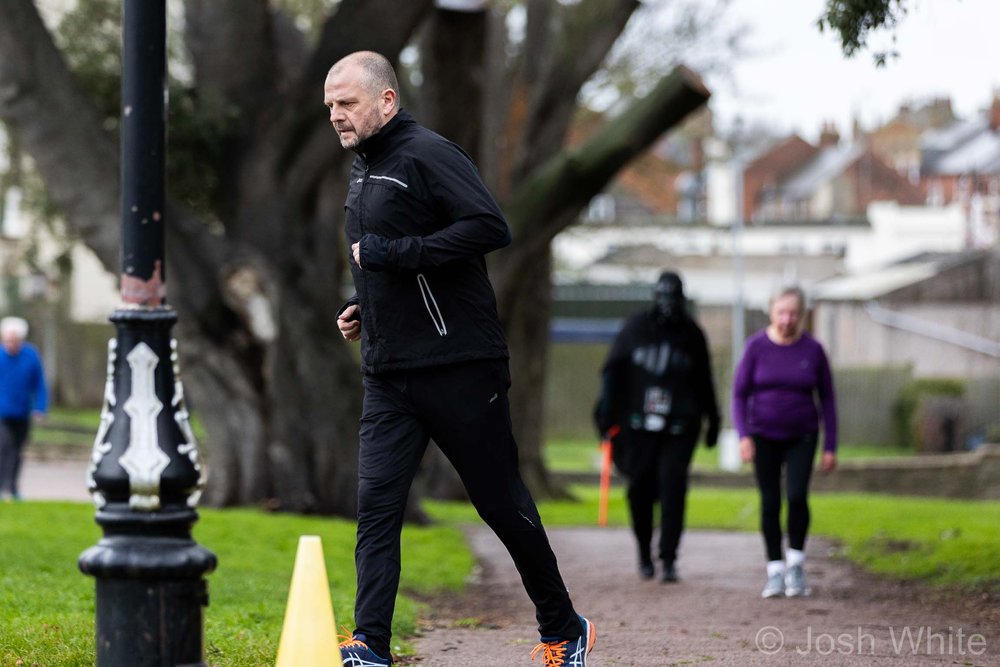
731, 152, 745, 368
78, 2, 216, 665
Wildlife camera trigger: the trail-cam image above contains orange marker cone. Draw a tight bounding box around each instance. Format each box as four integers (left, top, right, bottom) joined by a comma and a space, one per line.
275, 535, 343, 667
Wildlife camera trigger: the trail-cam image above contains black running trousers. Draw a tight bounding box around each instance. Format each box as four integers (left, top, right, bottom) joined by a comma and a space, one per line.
353, 359, 581, 658
625, 426, 699, 566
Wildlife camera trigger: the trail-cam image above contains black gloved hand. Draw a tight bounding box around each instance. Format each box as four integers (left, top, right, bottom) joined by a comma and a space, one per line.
705, 419, 720, 448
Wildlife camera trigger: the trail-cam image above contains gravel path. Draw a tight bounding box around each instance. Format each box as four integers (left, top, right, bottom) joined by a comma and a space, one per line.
409, 527, 999, 666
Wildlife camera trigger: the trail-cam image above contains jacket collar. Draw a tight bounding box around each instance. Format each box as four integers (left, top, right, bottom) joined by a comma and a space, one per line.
357, 108, 414, 162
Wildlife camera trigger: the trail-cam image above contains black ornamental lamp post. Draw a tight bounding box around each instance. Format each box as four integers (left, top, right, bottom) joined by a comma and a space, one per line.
78, 2, 216, 665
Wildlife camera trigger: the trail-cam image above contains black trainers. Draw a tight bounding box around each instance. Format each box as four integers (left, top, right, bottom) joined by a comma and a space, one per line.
639, 559, 655, 580
661, 562, 679, 583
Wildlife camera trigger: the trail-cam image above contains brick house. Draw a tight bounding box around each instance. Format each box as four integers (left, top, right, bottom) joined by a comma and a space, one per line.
920, 96, 1000, 248
742, 126, 924, 224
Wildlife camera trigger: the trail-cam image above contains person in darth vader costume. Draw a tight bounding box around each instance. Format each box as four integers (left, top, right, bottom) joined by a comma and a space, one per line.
594, 271, 720, 582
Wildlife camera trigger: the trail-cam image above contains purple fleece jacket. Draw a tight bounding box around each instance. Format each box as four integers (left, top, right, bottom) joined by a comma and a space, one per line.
732, 330, 838, 453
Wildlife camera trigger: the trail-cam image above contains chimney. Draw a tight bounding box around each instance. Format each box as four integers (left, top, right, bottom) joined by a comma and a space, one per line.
990, 96, 1000, 131
819, 121, 840, 148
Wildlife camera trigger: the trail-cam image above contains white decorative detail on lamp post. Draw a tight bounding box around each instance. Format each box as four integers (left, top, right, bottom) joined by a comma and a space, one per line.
119, 342, 168, 510
171, 339, 205, 508
87, 338, 118, 509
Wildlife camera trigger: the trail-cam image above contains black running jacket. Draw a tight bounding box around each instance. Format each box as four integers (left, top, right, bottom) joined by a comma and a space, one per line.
338, 110, 511, 375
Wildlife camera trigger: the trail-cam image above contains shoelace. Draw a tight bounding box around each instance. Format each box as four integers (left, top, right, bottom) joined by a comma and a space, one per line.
337, 627, 364, 649
530, 640, 569, 666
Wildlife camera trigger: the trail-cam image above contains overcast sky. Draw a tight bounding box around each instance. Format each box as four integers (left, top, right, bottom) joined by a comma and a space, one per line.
704, 0, 1000, 142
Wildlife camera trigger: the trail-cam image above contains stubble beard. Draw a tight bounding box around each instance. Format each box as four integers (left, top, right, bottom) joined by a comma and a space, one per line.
338, 107, 384, 150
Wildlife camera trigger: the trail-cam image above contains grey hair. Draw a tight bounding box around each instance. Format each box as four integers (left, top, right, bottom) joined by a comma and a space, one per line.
769, 286, 808, 312
0, 316, 28, 339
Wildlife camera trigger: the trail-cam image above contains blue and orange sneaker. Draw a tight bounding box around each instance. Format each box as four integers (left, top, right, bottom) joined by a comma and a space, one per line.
530, 616, 596, 666
338, 632, 392, 666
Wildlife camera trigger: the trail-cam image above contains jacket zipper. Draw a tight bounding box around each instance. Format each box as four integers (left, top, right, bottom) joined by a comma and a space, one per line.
358, 164, 378, 358
416, 273, 448, 336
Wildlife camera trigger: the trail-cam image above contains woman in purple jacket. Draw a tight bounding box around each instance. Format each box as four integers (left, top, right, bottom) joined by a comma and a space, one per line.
732, 286, 837, 599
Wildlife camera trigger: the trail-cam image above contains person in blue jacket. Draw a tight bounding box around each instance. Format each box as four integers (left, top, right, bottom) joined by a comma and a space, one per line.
325, 51, 595, 667
0, 317, 47, 501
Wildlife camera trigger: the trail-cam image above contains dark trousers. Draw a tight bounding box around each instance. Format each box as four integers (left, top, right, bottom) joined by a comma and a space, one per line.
752, 433, 818, 562
354, 359, 580, 658
0, 418, 30, 497
625, 426, 698, 566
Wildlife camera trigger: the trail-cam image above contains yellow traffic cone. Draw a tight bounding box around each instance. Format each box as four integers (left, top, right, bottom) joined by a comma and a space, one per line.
275, 535, 343, 667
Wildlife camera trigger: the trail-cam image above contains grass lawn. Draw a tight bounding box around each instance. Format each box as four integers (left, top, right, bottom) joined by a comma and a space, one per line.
0, 502, 472, 667
543, 437, 914, 473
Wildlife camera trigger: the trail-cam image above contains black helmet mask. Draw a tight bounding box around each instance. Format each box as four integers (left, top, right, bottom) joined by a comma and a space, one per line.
653, 272, 685, 323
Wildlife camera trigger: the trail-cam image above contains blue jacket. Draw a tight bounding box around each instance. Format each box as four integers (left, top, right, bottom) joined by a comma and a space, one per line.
0, 343, 47, 419
339, 109, 511, 375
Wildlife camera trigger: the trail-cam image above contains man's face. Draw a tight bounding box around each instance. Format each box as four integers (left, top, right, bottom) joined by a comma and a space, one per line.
654, 276, 685, 321
324, 63, 389, 150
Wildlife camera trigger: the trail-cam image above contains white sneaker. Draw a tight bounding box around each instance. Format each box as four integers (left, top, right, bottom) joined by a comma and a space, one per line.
785, 564, 811, 597
761, 572, 784, 598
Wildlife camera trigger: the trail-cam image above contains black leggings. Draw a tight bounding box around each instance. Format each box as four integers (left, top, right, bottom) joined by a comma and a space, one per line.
752, 434, 818, 562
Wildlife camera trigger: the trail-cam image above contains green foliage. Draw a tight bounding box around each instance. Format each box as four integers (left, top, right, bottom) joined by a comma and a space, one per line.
0, 502, 472, 666
891, 377, 966, 448
52, 0, 233, 214
53, 0, 122, 123
817, 0, 907, 65
543, 438, 913, 475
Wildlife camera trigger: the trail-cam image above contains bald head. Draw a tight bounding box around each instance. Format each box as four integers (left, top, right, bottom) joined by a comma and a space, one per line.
328, 51, 400, 105
324, 51, 400, 150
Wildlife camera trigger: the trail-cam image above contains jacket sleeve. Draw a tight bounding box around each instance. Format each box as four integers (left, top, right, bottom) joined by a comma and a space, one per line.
336, 294, 360, 319
816, 343, 838, 453
30, 349, 47, 414
360, 142, 511, 271
593, 321, 632, 435
731, 339, 756, 438
694, 325, 720, 440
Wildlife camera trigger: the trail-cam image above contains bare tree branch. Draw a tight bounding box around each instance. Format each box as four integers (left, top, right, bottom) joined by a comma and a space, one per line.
304, 0, 436, 86
505, 65, 710, 249
516, 0, 639, 177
